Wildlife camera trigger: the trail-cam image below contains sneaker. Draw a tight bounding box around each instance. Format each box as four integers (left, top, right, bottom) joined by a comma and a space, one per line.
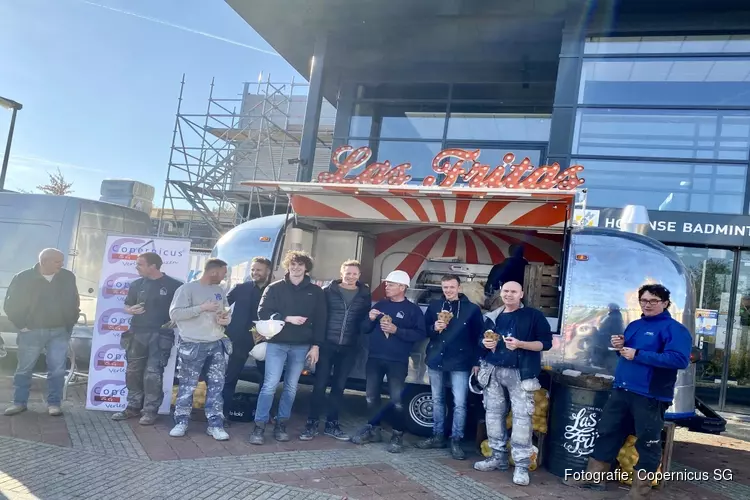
324, 420, 350, 441
299, 419, 319, 441
169, 423, 188, 437
415, 434, 446, 449
207, 426, 229, 441
4, 404, 27, 416
138, 413, 157, 425
350, 424, 382, 445
387, 430, 404, 454
513, 467, 530, 486
450, 439, 466, 460
249, 423, 266, 445
474, 452, 510, 472
274, 419, 290, 442
111, 408, 140, 421
47, 406, 62, 417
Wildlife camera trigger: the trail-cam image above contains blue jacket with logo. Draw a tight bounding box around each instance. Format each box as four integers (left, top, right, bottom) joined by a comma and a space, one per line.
613, 311, 692, 402
363, 298, 427, 364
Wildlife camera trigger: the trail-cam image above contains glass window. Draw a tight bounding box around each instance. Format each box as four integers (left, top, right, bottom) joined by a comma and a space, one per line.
572, 109, 750, 161
728, 251, 750, 414
585, 35, 750, 55
446, 113, 551, 142
578, 58, 750, 106
574, 158, 746, 214
349, 102, 447, 140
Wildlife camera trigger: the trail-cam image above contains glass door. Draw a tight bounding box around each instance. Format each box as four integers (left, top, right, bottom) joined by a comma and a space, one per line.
669, 246, 735, 408
724, 252, 750, 414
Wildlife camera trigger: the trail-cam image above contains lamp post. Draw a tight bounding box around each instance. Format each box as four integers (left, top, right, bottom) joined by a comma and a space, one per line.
0, 96, 23, 191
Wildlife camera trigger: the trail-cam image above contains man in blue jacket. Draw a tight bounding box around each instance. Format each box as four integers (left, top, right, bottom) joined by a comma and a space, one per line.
474, 281, 552, 487
416, 274, 483, 460
351, 270, 426, 453
564, 284, 691, 499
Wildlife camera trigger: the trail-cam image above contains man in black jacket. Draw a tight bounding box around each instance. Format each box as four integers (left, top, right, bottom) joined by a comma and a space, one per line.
249, 251, 327, 445
474, 281, 552, 487
222, 256, 272, 416
3, 248, 80, 417
300, 260, 371, 441
112, 252, 182, 425
416, 274, 483, 460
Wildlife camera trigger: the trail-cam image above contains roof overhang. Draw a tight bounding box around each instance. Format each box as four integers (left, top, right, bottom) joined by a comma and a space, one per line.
242, 180, 576, 231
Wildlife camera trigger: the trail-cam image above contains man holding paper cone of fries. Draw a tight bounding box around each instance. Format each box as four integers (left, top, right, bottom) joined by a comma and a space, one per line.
474, 281, 552, 487
416, 274, 483, 460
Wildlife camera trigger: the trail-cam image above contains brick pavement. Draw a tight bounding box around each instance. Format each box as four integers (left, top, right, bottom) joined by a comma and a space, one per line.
1, 373, 750, 499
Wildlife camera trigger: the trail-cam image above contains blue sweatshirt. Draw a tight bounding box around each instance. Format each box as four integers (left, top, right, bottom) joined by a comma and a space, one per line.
613, 310, 691, 402
363, 298, 427, 364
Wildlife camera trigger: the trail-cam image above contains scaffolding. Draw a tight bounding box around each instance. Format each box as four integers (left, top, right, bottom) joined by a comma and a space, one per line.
157, 74, 335, 250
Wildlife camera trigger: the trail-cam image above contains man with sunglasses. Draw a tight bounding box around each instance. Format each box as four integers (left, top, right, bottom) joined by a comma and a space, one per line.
563, 284, 691, 499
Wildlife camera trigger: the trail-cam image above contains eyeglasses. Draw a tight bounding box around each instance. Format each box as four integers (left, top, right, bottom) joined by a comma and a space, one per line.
639, 299, 664, 306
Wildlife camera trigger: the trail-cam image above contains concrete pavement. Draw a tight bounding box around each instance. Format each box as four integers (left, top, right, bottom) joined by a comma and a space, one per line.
0, 373, 749, 499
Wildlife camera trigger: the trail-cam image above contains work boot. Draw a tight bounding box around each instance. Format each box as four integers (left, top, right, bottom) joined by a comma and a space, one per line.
561, 458, 610, 491
274, 419, 290, 442
626, 471, 653, 499
450, 439, 466, 460
474, 451, 510, 472
111, 408, 140, 421
249, 422, 266, 445
324, 420, 350, 441
169, 423, 188, 437
350, 424, 382, 445
207, 426, 229, 441
387, 430, 404, 454
138, 412, 157, 425
299, 419, 319, 441
513, 467, 530, 486
415, 434, 446, 449
4, 404, 27, 417
47, 406, 63, 417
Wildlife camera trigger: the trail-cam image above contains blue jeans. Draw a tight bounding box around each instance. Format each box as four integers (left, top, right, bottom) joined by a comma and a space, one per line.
254, 343, 310, 424
14, 328, 70, 405
428, 368, 470, 439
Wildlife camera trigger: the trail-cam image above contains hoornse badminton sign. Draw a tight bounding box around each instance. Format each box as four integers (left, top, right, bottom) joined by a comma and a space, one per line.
317, 145, 585, 191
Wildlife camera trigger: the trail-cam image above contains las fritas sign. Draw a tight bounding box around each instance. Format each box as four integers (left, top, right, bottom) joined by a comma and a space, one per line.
591, 208, 750, 246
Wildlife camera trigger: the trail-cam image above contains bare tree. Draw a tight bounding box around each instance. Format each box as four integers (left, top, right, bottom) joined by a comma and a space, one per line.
37, 168, 74, 196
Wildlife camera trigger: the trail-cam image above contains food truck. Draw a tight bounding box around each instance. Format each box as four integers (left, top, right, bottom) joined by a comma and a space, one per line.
211, 145, 725, 436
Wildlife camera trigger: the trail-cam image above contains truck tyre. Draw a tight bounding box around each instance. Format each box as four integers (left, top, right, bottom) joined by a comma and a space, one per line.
404, 384, 434, 437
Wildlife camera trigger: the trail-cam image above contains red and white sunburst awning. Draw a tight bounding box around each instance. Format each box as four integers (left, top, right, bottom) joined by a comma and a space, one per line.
243, 181, 576, 230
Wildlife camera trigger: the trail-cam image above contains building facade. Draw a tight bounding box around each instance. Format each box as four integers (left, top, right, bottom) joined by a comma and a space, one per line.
228, 0, 750, 414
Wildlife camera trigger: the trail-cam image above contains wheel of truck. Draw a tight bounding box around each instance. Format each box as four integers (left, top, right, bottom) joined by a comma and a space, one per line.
404, 385, 434, 437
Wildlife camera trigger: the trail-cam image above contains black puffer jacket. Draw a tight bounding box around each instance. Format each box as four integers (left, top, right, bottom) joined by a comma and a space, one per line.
323, 280, 371, 346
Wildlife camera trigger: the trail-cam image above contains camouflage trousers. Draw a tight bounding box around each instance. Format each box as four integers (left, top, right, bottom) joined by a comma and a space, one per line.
121, 331, 174, 414
482, 366, 537, 468
173, 338, 231, 427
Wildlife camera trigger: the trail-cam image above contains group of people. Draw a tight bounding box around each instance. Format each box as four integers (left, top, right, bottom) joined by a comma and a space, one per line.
3, 247, 692, 497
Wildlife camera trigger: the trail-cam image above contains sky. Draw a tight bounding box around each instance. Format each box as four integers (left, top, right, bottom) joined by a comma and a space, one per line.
0, 0, 302, 204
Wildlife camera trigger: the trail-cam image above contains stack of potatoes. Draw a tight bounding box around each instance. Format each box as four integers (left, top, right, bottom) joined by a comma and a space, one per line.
170, 381, 208, 409
505, 388, 550, 434
617, 435, 660, 487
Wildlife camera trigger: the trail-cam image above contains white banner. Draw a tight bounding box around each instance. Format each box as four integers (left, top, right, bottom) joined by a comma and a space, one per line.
85, 235, 191, 414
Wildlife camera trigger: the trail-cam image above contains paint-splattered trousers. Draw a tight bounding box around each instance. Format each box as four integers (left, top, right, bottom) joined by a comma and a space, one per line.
480, 365, 537, 468
173, 338, 231, 427
592, 389, 668, 473
121, 330, 174, 414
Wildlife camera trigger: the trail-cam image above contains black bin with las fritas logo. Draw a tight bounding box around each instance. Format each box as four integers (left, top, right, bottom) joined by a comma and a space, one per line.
544, 373, 613, 477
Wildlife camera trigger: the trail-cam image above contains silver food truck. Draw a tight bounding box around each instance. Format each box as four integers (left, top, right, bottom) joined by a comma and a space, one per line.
210, 147, 724, 436
0, 193, 152, 365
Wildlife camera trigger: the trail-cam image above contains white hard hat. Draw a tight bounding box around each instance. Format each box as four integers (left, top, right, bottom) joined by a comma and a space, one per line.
250, 342, 267, 361
383, 270, 411, 286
